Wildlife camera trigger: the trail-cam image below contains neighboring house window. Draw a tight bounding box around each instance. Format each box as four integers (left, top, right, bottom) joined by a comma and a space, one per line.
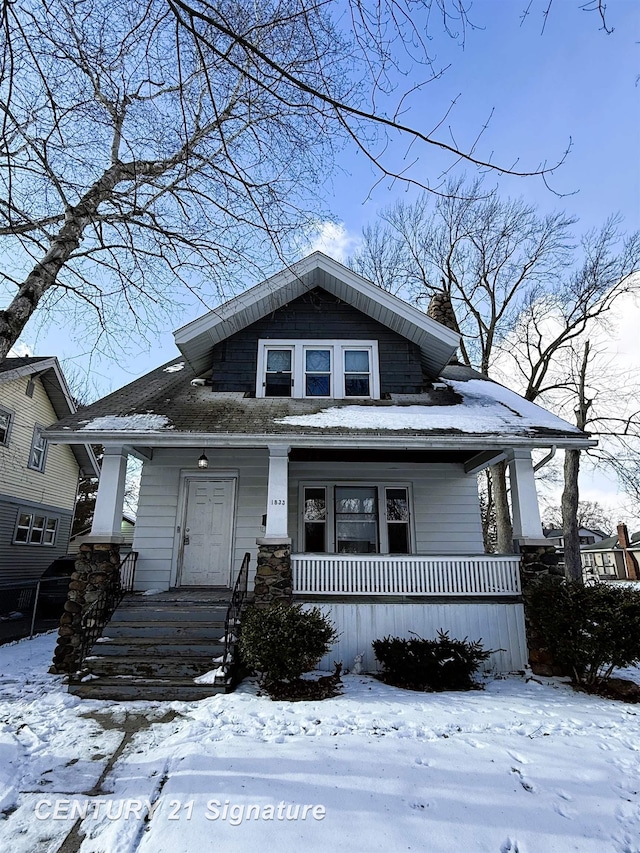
28, 425, 48, 471
257, 340, 380, 399
0, 406, 13, 445
301, 483, 411, 554
14, 510, 59, 545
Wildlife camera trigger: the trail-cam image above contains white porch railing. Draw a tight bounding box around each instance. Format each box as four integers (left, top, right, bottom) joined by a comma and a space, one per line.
292, 554, 521, 596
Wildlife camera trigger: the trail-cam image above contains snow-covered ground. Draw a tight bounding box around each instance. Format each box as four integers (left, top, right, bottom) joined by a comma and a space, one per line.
1, 633, 639, 853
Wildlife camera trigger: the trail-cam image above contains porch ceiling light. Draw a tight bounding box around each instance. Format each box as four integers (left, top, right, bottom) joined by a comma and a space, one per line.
198, 451, 209, 469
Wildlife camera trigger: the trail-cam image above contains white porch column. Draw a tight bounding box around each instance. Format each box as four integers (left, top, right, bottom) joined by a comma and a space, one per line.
264, 444, 290, 540
89, 446, 128, 541
508, 449, 544, 541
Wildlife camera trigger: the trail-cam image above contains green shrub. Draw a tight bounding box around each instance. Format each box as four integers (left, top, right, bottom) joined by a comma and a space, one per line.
239, 603, 338, 686
527, 577, 640, 689
372, 631, 492, 691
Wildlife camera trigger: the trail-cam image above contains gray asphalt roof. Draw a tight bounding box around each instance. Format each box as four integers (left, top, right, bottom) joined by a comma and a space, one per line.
44, 359, 591, 444
0, 356, 51, 375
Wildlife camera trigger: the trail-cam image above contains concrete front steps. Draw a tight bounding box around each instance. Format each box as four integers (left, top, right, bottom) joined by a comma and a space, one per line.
68, 592, 235, 701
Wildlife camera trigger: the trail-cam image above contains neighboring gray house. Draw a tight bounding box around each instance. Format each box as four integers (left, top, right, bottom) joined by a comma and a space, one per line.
0, 357, 98, 588
581, 524, 640, 580
45, 254, 596, 683
543, 527, 608, 553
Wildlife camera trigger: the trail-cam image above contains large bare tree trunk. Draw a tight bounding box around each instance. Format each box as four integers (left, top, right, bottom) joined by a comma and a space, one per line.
491, 461, 513, 553
562, 342, 592, 582
562, 449, 582, 580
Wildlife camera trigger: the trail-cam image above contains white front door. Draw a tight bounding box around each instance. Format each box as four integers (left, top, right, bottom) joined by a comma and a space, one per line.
180, 478, 235, 586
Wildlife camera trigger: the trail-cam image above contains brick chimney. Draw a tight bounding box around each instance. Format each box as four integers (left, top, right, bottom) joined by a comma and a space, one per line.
617, 523, 639, 580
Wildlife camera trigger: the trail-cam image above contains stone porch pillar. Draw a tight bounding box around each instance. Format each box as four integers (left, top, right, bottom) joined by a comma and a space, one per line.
255, 445, 292, 606
51, 446, 128, 673
508, 449, 544, 544
50, 542, 122, 673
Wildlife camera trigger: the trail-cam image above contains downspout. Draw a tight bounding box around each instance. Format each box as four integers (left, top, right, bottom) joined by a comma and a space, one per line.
533, 445, 557, 473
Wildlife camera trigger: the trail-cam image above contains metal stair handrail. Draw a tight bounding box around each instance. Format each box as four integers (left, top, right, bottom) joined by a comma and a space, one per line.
74, 551, 138, 674
219, 552, 250, 685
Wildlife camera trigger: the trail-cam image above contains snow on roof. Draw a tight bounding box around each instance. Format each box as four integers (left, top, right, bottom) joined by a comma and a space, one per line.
80, 414, 173, 431
276, 379, 582, 435
163, 362, 185, 373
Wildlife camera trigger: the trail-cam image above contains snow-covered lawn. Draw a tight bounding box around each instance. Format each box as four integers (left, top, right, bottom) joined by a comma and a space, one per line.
1, 633, 639, 853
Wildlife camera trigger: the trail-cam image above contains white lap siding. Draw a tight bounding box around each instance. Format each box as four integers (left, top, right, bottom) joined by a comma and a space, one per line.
131, 448, 268, 591
288, 460, 484, 555
132, 454, 484, 591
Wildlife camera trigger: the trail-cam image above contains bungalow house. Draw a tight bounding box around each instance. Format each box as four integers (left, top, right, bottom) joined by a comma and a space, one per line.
44, 254, 596, 698
0, 357, 98, 599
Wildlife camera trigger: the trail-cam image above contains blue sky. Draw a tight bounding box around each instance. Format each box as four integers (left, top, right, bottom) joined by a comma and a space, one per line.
7, 1, 640, 524
12, 0, 638, 389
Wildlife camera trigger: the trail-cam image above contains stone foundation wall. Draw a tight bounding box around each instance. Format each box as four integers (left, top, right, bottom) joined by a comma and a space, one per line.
50, 542, 121, 674
519, 544, 567, 677
254, 541, 292, 607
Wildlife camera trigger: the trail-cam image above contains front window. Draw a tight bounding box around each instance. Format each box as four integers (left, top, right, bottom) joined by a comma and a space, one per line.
301, 483, 411, 554
386, 488, 410, 553
335, 486, 378, 553
257, 340, 379, 399
304, 487, 327, 551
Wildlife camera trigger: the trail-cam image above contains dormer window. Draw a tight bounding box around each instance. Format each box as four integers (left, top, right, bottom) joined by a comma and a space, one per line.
265, 348, 293, 397
257, 340, 379, 399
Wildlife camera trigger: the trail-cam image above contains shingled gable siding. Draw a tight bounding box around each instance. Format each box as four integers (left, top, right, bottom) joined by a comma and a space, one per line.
131, 449, 483, 592
210, 288, 425, 395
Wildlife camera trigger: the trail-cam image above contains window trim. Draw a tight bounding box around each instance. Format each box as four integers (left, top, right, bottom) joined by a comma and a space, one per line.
0, 405, 14, 446
299, 481, 413, 554
256, 340, 380, 399
28, 424, 49, 472
13, 509, 59, 546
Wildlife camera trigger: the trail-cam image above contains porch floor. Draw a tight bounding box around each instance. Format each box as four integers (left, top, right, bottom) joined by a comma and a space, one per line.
124, 587, 234, 605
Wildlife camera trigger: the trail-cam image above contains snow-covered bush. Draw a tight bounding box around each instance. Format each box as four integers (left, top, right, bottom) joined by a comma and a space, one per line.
527, 577, 640, 689
239, 603, 338, 693
372, 631, 492, 691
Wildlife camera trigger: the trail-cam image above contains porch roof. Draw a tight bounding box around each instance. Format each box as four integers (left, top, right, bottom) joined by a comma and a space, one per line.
44, 359, 595, 454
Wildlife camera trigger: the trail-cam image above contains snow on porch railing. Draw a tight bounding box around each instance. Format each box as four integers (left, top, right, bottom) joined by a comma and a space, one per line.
291, 554, 521, 596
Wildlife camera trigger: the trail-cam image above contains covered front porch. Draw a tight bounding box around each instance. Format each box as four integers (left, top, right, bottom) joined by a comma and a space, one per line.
78, 440, 546, 598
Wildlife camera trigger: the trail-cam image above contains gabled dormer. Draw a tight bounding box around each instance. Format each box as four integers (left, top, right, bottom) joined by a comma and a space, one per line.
173, 253, 460, 397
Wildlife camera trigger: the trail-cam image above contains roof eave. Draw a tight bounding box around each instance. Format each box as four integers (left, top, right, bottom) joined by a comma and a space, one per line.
173, 253, 460, 377
45, 429, 598, 452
